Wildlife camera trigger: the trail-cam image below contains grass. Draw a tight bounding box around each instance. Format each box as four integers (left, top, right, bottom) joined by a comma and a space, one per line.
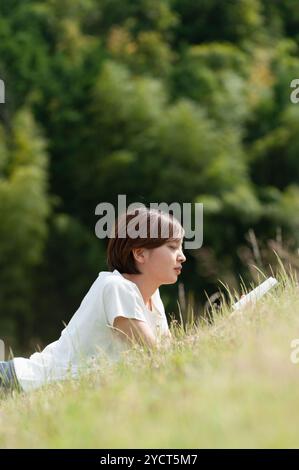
1, 268, 299, 448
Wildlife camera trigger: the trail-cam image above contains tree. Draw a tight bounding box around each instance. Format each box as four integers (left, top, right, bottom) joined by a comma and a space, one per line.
0, 109, 50, 348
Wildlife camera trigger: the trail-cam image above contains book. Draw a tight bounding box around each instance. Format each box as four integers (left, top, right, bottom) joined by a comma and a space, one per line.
232, 277, 279, 311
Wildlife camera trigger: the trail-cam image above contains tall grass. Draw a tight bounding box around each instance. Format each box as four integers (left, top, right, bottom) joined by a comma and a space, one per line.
1, 267, 299, 448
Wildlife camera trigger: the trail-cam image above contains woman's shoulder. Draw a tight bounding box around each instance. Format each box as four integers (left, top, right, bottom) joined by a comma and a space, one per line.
98, 270, 137, 294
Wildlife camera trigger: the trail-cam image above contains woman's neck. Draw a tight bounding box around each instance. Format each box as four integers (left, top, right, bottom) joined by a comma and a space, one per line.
121, 273, 157, 311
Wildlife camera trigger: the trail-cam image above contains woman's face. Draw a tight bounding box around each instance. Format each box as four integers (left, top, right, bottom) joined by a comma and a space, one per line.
143, 239, 186, 285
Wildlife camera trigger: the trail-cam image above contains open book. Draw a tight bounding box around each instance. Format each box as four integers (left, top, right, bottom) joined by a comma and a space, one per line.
232, 277, 279, 311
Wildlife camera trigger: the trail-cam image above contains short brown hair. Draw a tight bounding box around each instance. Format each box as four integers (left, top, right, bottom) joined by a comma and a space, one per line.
107, 207, 185, 274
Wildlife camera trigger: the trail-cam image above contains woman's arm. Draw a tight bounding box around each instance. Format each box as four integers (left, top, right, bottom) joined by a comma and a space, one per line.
112, 316, 157, 349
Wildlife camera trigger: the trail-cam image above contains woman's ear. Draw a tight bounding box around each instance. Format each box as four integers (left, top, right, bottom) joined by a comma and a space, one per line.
132, 247, 147, 264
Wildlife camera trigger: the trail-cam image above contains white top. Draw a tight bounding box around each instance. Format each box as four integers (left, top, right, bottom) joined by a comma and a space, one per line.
13, 269, 170, 392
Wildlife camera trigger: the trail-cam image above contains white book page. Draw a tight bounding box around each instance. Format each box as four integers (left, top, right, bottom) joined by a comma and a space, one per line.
232, 277, 279, 311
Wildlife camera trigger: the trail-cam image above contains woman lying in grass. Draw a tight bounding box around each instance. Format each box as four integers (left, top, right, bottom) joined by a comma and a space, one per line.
0, 207, 186, 394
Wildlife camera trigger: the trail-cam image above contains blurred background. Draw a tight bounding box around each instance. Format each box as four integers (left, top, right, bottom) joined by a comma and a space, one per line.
1, 0, 299, 356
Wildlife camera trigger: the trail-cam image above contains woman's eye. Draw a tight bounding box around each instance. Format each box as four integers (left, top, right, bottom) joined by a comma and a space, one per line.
168, 246, 176, 250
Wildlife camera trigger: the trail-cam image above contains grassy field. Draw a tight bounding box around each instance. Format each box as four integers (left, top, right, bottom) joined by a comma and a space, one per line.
1, 268, 299, 448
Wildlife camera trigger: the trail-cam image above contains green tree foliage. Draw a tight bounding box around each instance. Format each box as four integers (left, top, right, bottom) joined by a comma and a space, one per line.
260, 0, 299, 43
172, 43, 250, 126
0, 109, 50, 346
171, 0, 263, 44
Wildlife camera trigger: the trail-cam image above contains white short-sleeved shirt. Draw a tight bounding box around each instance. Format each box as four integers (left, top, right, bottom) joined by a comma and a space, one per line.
13, 269, 170, 392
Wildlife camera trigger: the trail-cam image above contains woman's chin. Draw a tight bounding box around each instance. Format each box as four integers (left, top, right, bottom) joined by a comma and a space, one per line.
158, 272, 179, 285
170, 272, 179, 284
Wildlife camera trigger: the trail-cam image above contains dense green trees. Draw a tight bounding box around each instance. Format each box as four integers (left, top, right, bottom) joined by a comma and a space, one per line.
0, 109, 50, 345
1, 0, 299, 353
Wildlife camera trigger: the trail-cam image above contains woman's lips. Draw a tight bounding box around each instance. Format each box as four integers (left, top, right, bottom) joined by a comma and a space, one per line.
174, 267, 182, 274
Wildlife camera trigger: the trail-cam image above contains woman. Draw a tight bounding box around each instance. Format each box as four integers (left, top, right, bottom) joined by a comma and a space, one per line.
0, 207, 186, 393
